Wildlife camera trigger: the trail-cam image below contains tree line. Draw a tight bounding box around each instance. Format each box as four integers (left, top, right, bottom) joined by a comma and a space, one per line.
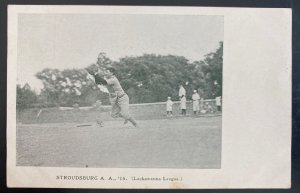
17, 42, 223, 110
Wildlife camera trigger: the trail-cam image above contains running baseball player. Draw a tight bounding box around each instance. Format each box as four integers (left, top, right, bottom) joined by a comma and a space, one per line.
86, 65, 138, 127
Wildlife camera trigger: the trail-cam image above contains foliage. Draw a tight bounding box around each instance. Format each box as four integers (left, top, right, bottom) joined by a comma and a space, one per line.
35, 68, 109, 106
114, 54, 195, 103
33, 42, 223, 107
201, 41, 223, 98
17, 84, 38, 110
112, 42, 223, 102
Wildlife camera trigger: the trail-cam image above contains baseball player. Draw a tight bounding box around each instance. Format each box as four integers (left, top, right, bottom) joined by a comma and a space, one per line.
192, 90, 200, 114
215, 95, 222, 112
166, 97, 174, 116
178, 84, 187, 116
86, 65, 138, 127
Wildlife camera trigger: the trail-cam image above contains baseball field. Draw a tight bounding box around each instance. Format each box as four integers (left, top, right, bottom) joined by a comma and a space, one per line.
16, 103, 222, 169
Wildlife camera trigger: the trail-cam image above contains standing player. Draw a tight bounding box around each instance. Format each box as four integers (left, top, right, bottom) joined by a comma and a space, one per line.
178, 84, 187, 116
192, 90, 200, 115
166, 97, 174, 116
215, 95, 222, 112
86, 65, 138, 127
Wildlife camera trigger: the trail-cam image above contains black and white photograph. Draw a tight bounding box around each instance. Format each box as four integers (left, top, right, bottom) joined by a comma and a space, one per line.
7, 6, 292, 189
16, 13, 223, 169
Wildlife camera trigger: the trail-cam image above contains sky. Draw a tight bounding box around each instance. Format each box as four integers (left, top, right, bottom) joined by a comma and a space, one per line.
17, 14, 223, 91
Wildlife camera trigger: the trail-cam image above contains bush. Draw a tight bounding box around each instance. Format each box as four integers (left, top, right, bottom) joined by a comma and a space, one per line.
17, 84, 38, 110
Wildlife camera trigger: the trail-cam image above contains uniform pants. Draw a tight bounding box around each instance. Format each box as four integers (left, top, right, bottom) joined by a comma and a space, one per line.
193, 100, 200, 111
109, 94, 131, 120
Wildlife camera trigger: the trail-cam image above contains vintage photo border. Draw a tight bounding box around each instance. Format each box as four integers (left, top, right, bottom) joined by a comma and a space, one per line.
6, 5, 292, 189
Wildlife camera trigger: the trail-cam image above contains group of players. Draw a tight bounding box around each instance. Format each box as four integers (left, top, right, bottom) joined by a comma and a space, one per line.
166, 85, 222, 117
86, 64, 221, 128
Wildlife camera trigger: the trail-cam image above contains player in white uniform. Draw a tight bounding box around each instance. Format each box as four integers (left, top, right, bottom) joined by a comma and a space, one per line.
179, 85, 187, 116
215, 96, 222, 112
166, 97, 174, 116
192, 90, 200, 114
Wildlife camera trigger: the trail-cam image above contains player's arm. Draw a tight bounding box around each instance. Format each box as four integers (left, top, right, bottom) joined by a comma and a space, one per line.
86, 71, 95, 82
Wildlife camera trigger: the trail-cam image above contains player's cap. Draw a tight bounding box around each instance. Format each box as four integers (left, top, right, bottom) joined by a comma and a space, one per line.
193, 90, 197, 93
168, 97, 171, 99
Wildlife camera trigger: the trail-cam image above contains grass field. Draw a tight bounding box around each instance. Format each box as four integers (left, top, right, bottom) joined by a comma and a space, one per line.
16, 115, 221, 169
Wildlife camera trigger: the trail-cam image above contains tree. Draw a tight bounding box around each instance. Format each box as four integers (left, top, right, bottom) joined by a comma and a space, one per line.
16, 83, 38, 110
195, 41, 223, 98
35, 44, 223, 106
114, 54, 199, 103
36, 68, 109, 106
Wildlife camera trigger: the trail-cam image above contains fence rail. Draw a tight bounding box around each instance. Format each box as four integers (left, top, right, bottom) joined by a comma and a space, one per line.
17, 99, 221, 124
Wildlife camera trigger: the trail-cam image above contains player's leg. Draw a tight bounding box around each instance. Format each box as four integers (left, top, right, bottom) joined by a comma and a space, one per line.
109, 96, 121, 118
118, 94, 137, 127
195, 101, 200, 114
